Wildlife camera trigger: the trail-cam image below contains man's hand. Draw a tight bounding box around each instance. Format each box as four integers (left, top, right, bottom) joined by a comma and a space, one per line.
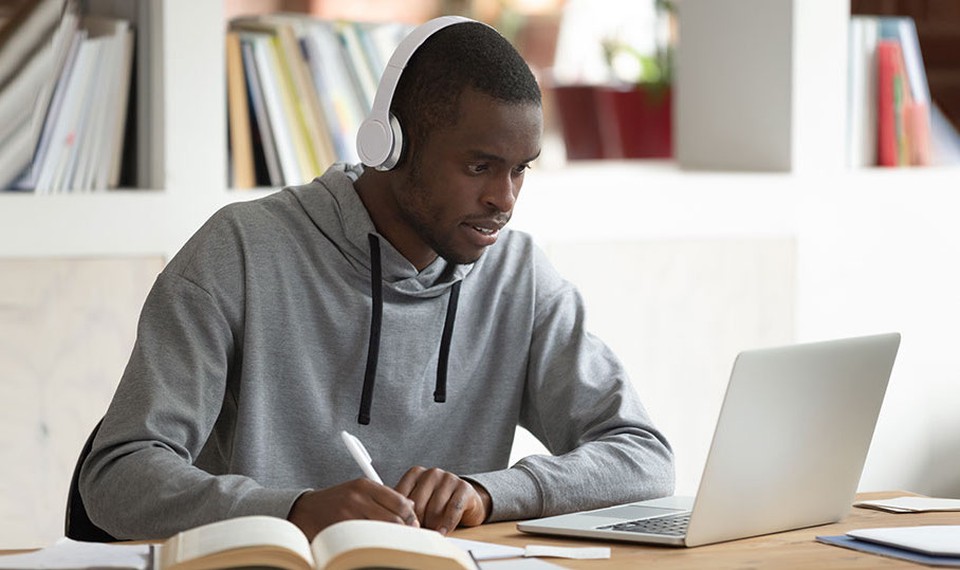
287, 478, 419, 540
395, 466, 491, 535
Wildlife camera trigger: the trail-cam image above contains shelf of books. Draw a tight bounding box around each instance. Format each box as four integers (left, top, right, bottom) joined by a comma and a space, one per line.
0, 0, 958, 261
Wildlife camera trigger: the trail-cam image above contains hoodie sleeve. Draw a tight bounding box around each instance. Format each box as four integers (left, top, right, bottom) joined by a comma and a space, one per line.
78, 215, 307, 540
467, 247, 675, 522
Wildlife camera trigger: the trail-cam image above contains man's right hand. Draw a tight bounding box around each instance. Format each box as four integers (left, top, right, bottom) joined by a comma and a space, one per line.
287, 478, 419, 540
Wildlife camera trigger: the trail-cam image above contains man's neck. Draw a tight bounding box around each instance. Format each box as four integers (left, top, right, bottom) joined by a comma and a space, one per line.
353, 169, 437, 271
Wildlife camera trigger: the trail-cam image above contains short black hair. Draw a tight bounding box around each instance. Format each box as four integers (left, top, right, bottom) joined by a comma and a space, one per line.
391, 21, 541, 166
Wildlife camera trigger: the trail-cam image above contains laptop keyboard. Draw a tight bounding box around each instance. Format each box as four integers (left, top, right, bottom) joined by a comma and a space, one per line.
597, 512, 691, 536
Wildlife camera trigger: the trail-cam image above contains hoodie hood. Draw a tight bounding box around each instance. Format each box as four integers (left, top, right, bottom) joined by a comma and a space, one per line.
292, 162, 474, 299
289, 163, 471, 424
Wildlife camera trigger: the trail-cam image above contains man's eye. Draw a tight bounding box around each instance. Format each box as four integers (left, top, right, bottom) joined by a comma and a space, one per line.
467, 163, 489, 174
513, 163, 530, 175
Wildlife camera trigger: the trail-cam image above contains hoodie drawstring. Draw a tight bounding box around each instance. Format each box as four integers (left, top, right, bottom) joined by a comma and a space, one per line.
358, 235, 462, 424
434, 280, 461, 403
358, 234, 384, 425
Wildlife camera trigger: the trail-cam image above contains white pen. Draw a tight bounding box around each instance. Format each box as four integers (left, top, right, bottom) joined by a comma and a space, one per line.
340, 430, 384, 484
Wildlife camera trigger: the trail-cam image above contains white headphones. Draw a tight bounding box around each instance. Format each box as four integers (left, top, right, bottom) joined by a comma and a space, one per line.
356, 15, 473, 171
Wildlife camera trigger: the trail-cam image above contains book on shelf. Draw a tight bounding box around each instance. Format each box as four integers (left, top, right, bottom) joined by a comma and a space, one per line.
239, 35, 283, 187
0, 0, 77, 190
0, 516, 479, 570
226, 31, 256, 189
31, 14, 133, 193
847, 15, 932, 169
0, 0, 66, 89
1, 3, 136, 193
245, 32, 302, 185
225, 14, 409, 188
231, 17, 337, 186
846, 16, 878, 168
299, 19, 369, 163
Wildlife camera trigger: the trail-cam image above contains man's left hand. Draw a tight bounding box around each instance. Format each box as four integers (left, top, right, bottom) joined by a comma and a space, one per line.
394, 466, 490, 534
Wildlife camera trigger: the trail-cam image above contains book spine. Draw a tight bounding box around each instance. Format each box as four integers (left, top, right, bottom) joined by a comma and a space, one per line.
240, 36, 282, 187
226, 31, 256, 189
876, 40, 900, 167
249, 34, 299, 185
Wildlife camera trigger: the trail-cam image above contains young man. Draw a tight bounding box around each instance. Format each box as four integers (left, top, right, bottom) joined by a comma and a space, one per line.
80, 19, 674, 541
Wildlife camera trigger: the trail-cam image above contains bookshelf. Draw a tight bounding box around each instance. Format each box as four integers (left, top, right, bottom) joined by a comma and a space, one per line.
1, 0, 959, 549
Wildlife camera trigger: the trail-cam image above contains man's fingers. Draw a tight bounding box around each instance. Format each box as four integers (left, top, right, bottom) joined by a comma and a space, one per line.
432, 481, 475, 534
394, 465, 427, 498
393, 467, 487, 533
365, 480, 419, 526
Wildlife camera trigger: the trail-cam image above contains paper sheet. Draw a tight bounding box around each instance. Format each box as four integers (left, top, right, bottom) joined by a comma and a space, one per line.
480, 559, 567, 570
448, 537, 525, 561
854, 496, 960, 513
0, 538, 151, 569
523, 545, 610, 559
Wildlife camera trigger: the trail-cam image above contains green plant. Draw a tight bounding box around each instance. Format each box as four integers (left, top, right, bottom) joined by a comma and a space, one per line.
601, 0, 674, 86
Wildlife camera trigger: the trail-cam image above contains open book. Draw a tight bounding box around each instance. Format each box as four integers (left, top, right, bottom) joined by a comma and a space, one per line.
157, 516, 478, 570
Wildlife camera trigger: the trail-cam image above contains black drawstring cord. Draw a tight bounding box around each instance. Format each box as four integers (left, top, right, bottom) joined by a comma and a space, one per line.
358, 234, 461, 423
434, 280, 461, 403
358, 234, 383, 425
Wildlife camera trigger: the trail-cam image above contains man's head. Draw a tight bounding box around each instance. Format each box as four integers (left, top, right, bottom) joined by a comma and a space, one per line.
355, 19, 543, 271
390, 21, 542, 170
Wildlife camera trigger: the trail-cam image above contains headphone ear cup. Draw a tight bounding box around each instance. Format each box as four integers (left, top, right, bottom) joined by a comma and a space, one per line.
377, 113, 405, 171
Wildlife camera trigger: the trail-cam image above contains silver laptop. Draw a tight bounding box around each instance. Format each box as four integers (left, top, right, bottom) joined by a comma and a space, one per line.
517, 333, 901, 547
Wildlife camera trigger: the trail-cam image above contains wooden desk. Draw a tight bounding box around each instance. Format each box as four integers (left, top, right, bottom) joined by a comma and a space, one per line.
2, 492, 955, 568
452, 491, 960, 569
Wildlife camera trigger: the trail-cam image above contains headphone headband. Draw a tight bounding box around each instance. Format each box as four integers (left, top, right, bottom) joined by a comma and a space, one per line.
356, 15, 474, 171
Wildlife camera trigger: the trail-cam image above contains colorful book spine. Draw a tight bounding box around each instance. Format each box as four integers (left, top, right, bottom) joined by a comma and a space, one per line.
876, 40, 900, 167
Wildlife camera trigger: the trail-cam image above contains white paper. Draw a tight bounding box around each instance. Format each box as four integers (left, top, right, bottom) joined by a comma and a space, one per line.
0, 538, 151, 569
523, 545, 611, 559
855, 496, 960, 513
480, 558, 567, 570
447, 537, 525, 561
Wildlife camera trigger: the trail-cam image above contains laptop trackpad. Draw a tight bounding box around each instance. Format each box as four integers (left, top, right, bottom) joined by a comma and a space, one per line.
591, 505, 682, 519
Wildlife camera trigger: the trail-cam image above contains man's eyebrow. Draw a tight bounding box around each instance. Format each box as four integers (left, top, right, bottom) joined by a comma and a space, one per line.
466, 149, 542, 163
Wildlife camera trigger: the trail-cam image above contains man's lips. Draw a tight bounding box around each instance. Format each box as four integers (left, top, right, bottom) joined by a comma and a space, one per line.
464, 216, 509, 234
462, 218, 508, 245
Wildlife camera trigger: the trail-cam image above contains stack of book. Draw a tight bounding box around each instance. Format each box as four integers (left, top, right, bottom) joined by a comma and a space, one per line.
847, 15, 932, 168
0, 0, 136, 192
226, 15, 410, 189
818, 525, 960, 566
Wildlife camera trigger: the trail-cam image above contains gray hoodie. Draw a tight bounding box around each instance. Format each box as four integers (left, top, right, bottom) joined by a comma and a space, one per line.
80, 163, 674, 539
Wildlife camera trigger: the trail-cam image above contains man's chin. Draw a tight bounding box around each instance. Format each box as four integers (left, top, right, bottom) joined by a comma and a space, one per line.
437, 246, 485, 267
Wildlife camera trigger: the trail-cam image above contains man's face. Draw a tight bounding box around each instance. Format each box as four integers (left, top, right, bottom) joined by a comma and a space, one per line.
393, 88, 542, 267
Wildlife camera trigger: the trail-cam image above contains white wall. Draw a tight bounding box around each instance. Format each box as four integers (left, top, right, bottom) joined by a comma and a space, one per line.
796, 172, 960, 498
527, 238, 796, 496
510, 166, 960, 502
0, 258, 162, 548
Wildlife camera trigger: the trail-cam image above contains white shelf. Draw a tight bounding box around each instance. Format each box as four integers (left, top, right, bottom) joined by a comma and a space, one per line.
0, 0, 955, 260
3, 158, 959, 258
514, 161, 800, 242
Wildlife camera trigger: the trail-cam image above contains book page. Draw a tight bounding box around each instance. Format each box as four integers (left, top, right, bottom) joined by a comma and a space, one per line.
311, 520, 475, 570
160, 515, 313, 570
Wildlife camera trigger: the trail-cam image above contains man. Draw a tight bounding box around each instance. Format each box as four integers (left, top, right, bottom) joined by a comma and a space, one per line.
80, 19, 674, 541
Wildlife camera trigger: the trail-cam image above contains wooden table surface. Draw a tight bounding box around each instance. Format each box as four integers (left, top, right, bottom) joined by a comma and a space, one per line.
2, 491, 955, 568
450, 491, 960, 569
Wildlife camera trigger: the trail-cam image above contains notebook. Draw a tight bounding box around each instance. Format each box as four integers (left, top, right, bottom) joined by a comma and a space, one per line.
517, 333, 901, 547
